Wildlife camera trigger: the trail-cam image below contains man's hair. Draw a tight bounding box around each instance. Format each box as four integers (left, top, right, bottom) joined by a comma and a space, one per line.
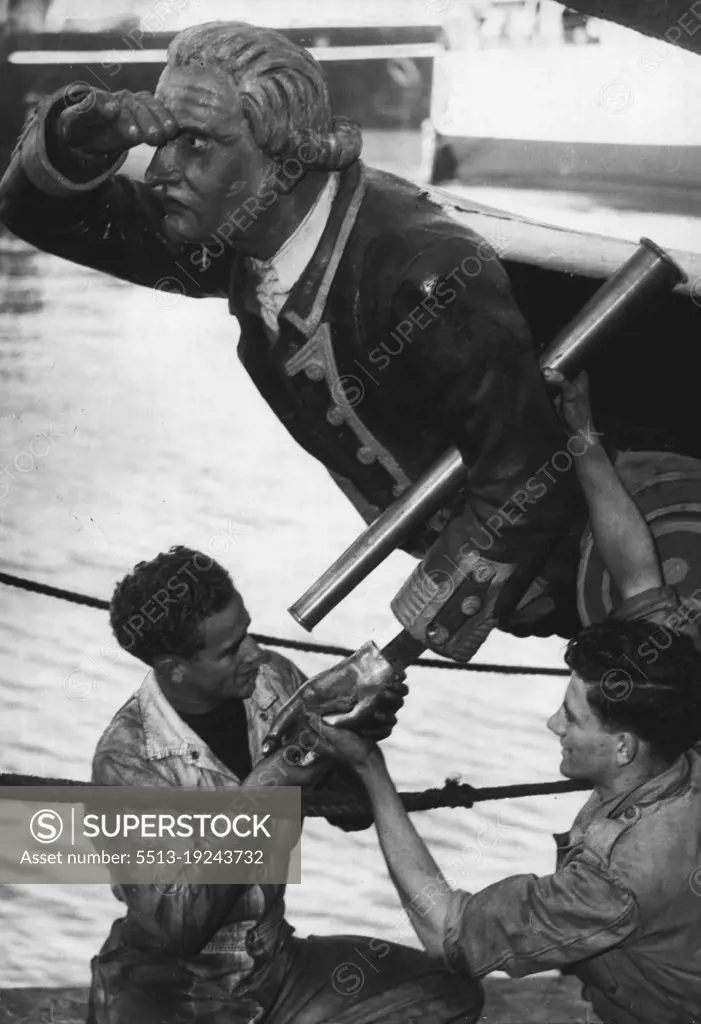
110, 546, 236, 666
168, 21, 362, 171
565, 618, 701, 762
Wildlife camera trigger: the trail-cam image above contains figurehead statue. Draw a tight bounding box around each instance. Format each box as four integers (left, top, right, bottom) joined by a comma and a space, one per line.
170, 22, 362, 181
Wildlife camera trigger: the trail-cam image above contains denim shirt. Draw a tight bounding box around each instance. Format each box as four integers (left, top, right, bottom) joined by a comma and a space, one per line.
443, 748, 701, 1023
89, 646, 306, 1021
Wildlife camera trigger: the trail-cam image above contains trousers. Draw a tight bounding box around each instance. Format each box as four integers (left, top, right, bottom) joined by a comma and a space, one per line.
86, 930, 483, 1024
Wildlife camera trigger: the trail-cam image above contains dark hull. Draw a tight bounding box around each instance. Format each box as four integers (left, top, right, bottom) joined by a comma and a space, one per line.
422, 186, 701, 463
428, 132, 701, 211
507, 252, 701, 458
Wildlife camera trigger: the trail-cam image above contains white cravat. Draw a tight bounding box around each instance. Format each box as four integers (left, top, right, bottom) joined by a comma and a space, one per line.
249, 173, 339, 339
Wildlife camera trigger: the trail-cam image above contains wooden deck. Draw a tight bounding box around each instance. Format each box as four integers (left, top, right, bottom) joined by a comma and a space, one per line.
0, 976, 591, 1022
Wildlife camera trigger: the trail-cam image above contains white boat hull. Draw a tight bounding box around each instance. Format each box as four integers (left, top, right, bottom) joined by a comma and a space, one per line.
428, 12, 701, 200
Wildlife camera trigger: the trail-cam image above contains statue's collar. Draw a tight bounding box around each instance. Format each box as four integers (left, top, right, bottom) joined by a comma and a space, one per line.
228, 161, 367, 337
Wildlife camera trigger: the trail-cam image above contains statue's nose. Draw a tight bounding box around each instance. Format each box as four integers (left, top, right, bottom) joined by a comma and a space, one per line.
145, 141, 182, 186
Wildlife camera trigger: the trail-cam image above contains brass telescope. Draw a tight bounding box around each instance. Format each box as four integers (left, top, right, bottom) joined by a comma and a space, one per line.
289, 237, 686, 632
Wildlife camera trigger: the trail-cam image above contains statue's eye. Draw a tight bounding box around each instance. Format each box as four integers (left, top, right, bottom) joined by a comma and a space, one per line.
182, 132, 208, 152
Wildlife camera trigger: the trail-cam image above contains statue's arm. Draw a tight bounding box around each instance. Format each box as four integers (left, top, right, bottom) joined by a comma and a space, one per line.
0, 90, 217, 298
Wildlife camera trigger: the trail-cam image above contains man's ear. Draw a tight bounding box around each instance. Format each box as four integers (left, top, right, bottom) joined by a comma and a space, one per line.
616, 731, 639, 767
154, 655, 185, 686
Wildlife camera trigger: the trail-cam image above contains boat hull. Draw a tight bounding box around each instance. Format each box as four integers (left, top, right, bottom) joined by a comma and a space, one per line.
427, 132, 701, 204
425, 13, 701, 200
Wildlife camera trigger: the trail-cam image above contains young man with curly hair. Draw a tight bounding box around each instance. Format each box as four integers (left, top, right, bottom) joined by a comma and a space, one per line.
89, 545, 483, 1024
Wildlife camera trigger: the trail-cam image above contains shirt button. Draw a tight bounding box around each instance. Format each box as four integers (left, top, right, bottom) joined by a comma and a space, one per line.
357, 446, 376, 465
326, 406, 345, 426
305, 364, 324, 381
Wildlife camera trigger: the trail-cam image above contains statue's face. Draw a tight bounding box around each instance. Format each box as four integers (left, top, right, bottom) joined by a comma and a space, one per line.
146, 64, 272, 245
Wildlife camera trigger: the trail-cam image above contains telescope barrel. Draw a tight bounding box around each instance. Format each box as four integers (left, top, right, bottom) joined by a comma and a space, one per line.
288, 448, 464, 630
542, 237, 686, 378
288, 238, 686, 632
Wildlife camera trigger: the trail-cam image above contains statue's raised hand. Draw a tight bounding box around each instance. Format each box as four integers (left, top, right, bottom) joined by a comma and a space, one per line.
57, 88, 179, 156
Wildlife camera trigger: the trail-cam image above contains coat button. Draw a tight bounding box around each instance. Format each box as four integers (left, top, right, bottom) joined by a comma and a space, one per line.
624, 806, 637, 819
326, 406, 345, 426
357, 446, 376, 465
191, 751, 199, 761
305, 364, 324, 381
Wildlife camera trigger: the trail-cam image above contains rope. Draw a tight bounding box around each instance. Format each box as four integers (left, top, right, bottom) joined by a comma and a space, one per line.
0, 572, 580, 821
0, 570, 569, 676
0, 772, 590, 815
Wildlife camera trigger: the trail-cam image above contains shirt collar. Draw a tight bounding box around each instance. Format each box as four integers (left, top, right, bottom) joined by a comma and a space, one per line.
571, 750, 693, 836
248, 172, 340, 296
138, 666, 279, 763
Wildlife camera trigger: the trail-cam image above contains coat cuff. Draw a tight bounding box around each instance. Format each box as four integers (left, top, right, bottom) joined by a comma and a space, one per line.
19, 89, 127, 198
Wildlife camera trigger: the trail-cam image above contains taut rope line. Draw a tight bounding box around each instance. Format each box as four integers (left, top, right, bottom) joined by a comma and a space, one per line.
0, 570, 568, 676
0, 569, 580, 820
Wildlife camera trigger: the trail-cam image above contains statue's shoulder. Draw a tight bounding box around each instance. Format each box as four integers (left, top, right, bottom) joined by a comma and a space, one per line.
360, 166, 491, 265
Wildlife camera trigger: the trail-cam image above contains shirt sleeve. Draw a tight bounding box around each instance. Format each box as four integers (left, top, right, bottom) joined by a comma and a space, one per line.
92, 728, 247, 956
264, 652, 373, 830
611, 584, 680, 626
442, 849, 639, 978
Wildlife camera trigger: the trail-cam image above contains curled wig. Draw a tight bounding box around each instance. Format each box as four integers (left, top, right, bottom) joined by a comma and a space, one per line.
168, 21, 362, 172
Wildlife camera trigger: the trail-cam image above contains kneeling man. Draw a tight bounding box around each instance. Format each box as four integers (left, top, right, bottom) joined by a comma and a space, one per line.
89, 545, 483, 1023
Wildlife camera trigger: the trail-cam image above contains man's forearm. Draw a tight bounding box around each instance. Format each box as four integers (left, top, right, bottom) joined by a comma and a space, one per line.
357, 752, 453, 957
574, 437, 662, 598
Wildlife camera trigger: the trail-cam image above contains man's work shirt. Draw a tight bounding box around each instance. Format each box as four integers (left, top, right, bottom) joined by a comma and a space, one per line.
179, 697, 253, 780
442, 748, 701, 1023
89, 644, 305, 1021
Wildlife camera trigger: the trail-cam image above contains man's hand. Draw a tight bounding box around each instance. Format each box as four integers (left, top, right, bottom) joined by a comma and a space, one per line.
352, 676, 408, 742
542, 368, 592, 435
262, 642, 407, 755
307, 716, 382, 772
57, 88, 179, 156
